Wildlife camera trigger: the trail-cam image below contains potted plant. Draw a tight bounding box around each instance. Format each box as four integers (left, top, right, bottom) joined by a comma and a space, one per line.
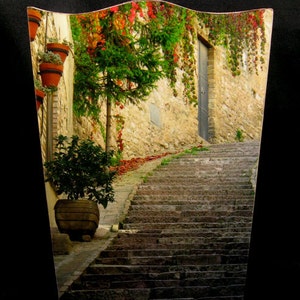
34, 79, 57, 110
34, 79, 45, 110
46, 38, 73, 63
44, 134, 117, 241
38, 50, 64, 88
27, 8, 43, 42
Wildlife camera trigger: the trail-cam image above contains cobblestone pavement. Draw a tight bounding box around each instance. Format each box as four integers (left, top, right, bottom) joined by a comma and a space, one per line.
52, 156, 169, 298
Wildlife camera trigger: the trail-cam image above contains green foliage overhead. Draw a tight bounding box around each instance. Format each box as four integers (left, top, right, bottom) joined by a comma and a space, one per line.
70, 1, 267, 117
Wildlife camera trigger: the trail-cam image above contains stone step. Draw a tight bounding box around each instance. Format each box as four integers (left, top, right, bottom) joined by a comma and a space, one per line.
129, 204, 253, 211
145, 176, 253, 183
107, 240, 251, 250
86, 263, 248, 274
152, 166, 256, 173
152, 172, 253, 178
122, 222, 253, 230
115, 229, 251, 239
133, 188, 255, 196
137, 183, 253, 191
124, 214, 253, 224
72, 273, 246, 290
60, 284, 246, 299
162, 148, 258, 155
110, 227, 251, 238
159, 155, 258, 160
98, 248, 250, 259
95, 254, 249, 265
131, 195, 255, 202
126, 209, 253, 216
117, 227, 252, 235
202, 141, 259, 150
158, 157, 257, 164
112, 235, 251, 246
183, 149, 259, 156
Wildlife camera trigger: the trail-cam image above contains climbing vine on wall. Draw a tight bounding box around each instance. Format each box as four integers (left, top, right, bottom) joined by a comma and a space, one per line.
70, 1, 190, 119
70, 1, 266, 152
198, 10, 266, 76
71, 1, 266, 116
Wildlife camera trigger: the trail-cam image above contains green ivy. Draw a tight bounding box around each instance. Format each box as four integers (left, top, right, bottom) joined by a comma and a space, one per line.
197, 10, 266, 76
70, 2, 266, 119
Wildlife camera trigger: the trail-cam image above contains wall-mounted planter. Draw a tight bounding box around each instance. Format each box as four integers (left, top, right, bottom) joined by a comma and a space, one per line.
27, 8, 42, 42
39, 62, 63, 88
46, 43, 70, 63
35, 88, 45, 110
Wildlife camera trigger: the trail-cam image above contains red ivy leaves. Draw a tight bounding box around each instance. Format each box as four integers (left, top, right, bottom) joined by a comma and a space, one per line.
112, 152, 172, 176
112, 142, 205, 176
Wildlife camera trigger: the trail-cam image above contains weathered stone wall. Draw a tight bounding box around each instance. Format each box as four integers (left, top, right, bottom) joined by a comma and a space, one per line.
32, 9, 273, 160
31, 10, 74, 160
208, 45, 267, 143
74, 9, 273, 159
75, 71, 204, 159
210, 10, 273, 144
30, 10, 74, 227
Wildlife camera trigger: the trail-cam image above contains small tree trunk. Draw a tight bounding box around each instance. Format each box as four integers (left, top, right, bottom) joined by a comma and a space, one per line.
105, 97, 112, 153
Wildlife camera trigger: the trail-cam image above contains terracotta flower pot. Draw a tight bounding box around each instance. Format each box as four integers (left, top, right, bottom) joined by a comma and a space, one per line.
39, 62, 63, 88
27, 8, 42, 42
35, 88, 45, 110
46, 43, 70, 63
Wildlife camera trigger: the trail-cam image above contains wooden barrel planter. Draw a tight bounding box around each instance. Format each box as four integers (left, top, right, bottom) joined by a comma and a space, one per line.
54, 199, 100, 241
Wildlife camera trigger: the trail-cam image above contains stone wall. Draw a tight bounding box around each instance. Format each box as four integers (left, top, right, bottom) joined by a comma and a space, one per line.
30, 9, 74, 227
75, 72, 204, 159
209, 10, 273, 144
31, 10, 74, 160
32, 8, 273, 161
74, 9, 273, 159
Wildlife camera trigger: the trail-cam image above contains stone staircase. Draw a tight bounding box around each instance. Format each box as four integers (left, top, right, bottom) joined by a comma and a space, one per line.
60, 141, 260, 300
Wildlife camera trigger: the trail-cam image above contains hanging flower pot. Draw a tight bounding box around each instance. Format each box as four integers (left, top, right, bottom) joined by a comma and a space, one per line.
46, 42, 70, 63
38, 51, 64, 88
27, 8, 42, 42
39, 63, 64, 87
35, 88, 45, 110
